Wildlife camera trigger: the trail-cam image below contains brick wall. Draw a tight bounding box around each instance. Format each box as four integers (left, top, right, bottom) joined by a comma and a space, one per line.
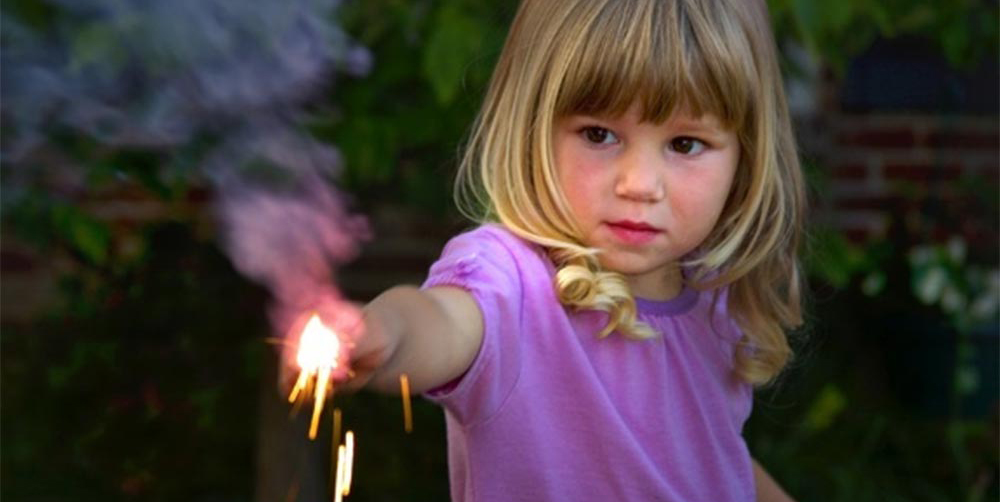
806, 112, 999, 245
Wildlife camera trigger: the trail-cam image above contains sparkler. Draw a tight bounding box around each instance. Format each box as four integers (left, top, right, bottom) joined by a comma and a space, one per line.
284, 308, 414, 500
287, 313, 349, 440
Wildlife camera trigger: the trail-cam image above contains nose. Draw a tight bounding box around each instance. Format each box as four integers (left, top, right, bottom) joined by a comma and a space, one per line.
614, 146, 665, 202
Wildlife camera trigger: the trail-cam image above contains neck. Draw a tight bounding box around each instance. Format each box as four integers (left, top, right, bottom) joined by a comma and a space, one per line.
625, 265, 683, 301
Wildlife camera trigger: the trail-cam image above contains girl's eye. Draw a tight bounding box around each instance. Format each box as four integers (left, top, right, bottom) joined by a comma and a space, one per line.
581, 126, 618, 145
670, 137, 706, 155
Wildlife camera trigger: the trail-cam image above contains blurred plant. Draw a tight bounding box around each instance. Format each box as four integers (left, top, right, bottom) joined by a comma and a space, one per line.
910, 237, 999, 501
315, 0, 511, 215
911, 238, 1000, 338
807, 226, 893, 297
768, 0, 999, 73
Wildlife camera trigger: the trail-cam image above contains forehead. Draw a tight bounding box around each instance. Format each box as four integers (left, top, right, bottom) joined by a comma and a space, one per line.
549, 0, 756, 131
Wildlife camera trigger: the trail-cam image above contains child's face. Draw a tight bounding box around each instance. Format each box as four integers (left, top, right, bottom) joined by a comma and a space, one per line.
553, 102, 739, 299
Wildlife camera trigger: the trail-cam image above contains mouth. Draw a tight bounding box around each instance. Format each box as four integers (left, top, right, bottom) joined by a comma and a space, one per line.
604, 220, 662, 245
607, 220, 661, 232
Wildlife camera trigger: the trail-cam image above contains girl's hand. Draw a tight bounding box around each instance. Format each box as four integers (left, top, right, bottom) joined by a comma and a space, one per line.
337, 306, 399, 392
276, 304, 384, 397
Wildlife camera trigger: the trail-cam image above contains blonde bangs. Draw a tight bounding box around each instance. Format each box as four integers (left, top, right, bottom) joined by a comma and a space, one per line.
553, 0, 756, 130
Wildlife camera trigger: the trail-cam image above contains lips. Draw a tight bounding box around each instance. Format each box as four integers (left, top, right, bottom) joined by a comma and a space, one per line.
605, 220, 662, 245
608, 220, 660, 232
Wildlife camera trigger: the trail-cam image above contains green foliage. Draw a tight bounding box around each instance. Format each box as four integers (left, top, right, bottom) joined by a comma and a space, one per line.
747, 286, 999, 501
802, 383, 848, 432
2, 223, 269, 501
422, 4, 489, 105
910, 238, 1000, 333
324, 0, 509, 214
807, 227, 892, 295
769, 0, 999, 73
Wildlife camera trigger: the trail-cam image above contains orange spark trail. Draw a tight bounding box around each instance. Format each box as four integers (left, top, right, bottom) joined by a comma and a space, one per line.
343, 431, 355, 496
400, 373, 413, 433
333, 444, 346, 502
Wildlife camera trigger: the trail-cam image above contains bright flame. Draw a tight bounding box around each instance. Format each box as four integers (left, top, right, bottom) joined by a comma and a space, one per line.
297, 314, 342, 370
287, 313, 344, 440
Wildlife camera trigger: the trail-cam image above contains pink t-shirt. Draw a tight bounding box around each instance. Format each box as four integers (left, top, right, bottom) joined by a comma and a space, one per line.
423, 225, 755, 501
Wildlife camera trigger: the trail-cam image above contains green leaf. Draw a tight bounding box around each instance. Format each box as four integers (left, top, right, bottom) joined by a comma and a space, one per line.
69, 22, 126, 73
51, 205, 111, 265
339, 116, 398, 185
802, 384, 847, 432
955, 364, 979, 396
861, 271, 886, 297
941, 18, 971, 67
806, 229, 867, 289
422, 5, 484, 105
913, 266, 948, 305
861, 0, 893, 36
190, 387, 222, 430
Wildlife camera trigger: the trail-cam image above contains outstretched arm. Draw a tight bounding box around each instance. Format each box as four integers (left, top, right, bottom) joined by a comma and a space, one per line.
348, 285, 483, 394
752, 458, 795, 502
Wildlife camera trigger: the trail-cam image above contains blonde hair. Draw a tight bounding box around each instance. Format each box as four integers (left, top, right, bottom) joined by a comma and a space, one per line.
456, 0, 805, 385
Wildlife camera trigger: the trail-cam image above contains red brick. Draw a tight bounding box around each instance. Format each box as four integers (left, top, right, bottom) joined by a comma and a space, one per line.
883, 163, 963, 182
977, 163, 999, 182
842, 228, 871, 243
926, 131, 999, 149
832, 163, 868, 180
0, 250, 36, 273
834, 195, 898, 211
836, 129, 916, 148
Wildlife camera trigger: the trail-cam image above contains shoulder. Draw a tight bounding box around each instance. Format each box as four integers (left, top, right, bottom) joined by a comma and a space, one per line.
447, 224, 543, 255
435, 224, 549, 271
424, 224, 552, 291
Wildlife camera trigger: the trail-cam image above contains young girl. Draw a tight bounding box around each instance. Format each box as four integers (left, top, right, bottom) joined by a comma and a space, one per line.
345, 0, 804, 500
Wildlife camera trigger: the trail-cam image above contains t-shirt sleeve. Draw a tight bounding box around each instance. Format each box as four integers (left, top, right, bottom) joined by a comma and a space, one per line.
420, 227, 524, 426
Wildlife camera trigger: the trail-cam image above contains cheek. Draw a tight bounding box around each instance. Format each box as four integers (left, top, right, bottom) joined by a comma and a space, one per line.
558, 168, 601, 222
555, 145, 604, 221
669, 167, 736, 230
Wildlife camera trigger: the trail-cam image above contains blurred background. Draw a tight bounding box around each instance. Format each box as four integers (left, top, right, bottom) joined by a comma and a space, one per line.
1, 0, 997, 501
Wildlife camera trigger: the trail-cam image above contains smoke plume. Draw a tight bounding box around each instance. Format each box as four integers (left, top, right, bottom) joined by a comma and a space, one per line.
2, 0, 372, 334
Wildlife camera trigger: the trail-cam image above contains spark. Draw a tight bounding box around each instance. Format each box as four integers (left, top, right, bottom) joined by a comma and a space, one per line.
343, 431, 355, 495
400, 373, 413, 433
332, 408, 342, 444
332, 431, 355, 502
310, 367, 331, 439
329, 408, 341, 496
333, 444, 346, 502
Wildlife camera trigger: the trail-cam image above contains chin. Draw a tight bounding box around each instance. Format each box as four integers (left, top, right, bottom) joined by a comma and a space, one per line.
596, 253, 670, 276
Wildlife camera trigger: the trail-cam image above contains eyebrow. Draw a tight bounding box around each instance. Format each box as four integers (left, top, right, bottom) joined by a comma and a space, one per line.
668, 116, 731, 138
670, 114, 724, 130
